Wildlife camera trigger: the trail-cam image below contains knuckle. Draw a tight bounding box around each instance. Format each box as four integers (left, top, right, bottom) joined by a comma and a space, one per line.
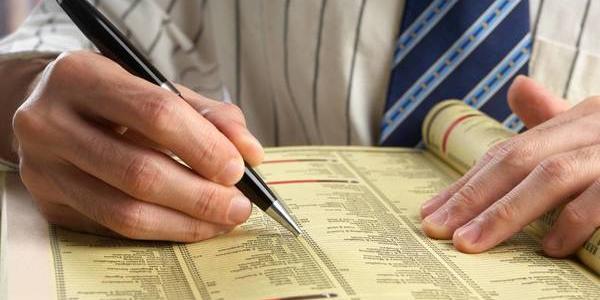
221, 102, 244, 120
52, 51, 84, 73
110, 202, 146, 239
498, 143, 532, 170
487, 140, 513, 158
81, 133, 109, 160
193, 185, 219, 219
450, 183, 481, 211
122, 155, 161, 198
535, 157, 572, 185
48, 51, 94, 82
195, 130, 221, 164
12, 108, 44, 139
561, 203, 587, 226
188, 222, 212, 242
490, 200, 518, 223
141, 97, 178, 135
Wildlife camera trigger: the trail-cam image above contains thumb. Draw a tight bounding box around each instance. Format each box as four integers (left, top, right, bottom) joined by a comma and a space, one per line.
507, 75, 570, 128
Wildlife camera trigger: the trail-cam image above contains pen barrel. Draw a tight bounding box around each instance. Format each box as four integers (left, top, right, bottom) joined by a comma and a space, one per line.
57, 0, 168, 85
235, 166, 276, 211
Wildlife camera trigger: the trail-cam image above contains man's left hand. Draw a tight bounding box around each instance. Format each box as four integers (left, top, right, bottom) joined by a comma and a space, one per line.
420, 75, 600, 258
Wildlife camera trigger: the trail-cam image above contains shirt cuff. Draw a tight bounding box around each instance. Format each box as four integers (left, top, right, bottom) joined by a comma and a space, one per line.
0, 159, 17, 172
0, 51, 59, 63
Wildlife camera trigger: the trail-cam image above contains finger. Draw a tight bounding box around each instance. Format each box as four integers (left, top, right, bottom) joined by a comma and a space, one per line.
422, 110, 600, 239
58, 118, 252, 225
542, 180, 600, 257
70, 70, 244, 185
451, 145, 600, 253
51, 163, 235, 242
177, 85, 264, 166
507, 75, 570, 129
421, 153, 494, 218
39, 201, 119, 237
19, 162, 120, 236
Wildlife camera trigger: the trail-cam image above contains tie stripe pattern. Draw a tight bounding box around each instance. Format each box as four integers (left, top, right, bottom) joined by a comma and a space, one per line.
381, 0, 530, 146
392, 0, 459, 66
463, 33, 531, 110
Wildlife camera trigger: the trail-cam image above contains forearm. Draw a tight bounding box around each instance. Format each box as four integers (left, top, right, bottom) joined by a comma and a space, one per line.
0, 53, 56, 166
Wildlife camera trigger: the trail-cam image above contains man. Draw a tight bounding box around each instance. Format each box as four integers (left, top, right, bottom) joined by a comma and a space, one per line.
0, 0, 598, 258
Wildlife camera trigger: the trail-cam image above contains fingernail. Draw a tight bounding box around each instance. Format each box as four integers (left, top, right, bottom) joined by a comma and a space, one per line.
217, 159, 245, 184
228, 195, 251, 224
424, 209, 448, 227
544, 235, 563, 252
455, 221, 482, 245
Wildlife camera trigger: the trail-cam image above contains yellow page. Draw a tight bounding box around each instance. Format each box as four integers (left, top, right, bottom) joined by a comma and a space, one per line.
422, 100, 514, 174
423, 100, 600, 275
49, 147, 599, 299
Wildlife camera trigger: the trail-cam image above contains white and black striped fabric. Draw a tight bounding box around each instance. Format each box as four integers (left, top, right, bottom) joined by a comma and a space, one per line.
1, 0, 599, 154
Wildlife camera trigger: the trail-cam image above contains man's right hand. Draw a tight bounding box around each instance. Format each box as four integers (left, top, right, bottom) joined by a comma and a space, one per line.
12, 51, 264, 241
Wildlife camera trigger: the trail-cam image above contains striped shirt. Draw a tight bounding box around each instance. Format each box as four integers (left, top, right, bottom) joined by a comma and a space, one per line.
1, 0, 599, 151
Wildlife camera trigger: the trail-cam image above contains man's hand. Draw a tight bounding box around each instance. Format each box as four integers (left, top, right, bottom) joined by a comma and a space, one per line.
13, 51, 264, 241
421, 75, 600, 258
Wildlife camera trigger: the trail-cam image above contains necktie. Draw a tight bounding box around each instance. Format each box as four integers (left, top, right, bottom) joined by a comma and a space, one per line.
380, 0, 531, 146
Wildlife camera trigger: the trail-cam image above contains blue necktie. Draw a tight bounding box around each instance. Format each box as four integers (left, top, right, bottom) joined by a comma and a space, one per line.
380, 0, 531, 146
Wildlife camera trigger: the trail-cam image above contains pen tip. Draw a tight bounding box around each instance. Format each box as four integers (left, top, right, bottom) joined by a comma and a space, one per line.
265, 200, 303, 237
280, 216, 303, 237
290, 222, 303, 237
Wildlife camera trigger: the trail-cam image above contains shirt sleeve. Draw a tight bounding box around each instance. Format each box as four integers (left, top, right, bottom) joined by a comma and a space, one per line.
0, 0, 91, 55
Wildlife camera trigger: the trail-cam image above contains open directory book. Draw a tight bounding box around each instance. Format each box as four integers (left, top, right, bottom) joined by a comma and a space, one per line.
3, 100, 599, 299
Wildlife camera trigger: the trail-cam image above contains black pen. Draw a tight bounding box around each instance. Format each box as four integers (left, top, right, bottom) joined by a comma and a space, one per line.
57, 0, 302, 236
